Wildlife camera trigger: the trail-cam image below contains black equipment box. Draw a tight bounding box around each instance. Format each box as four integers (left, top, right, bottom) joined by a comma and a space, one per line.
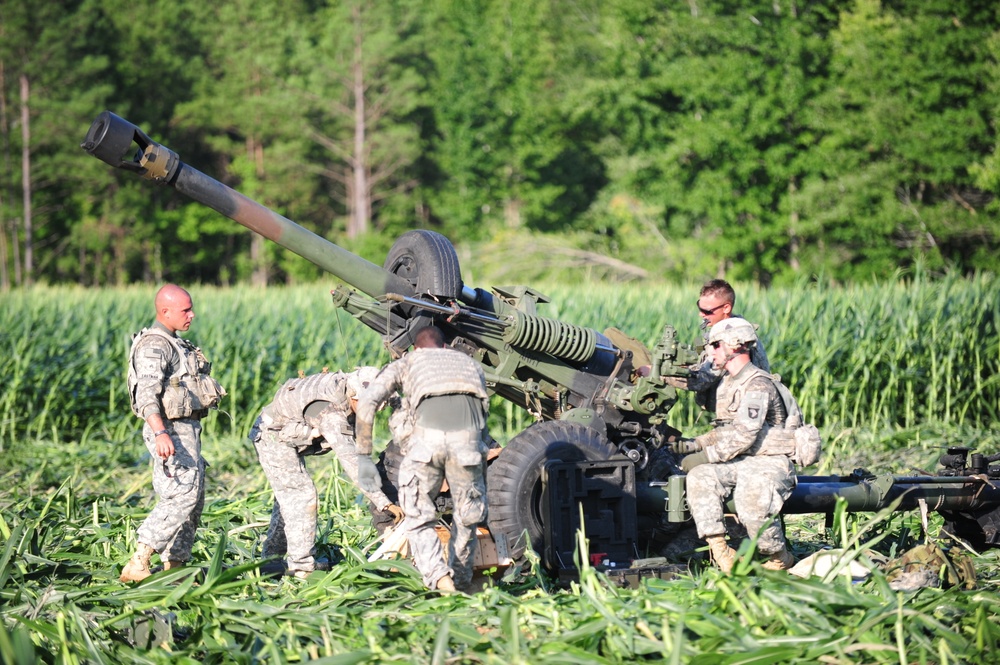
542, 458, 639, 572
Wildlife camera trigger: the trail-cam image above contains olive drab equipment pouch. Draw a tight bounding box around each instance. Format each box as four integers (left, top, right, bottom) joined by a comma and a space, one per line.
772, 377, 822, 466
755, 375, 822, 467
886, 541, 976, 590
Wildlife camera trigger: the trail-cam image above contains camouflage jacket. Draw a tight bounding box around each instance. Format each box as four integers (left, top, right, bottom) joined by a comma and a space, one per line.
127, 322, 223, 420
355, 347, 488, 455
695, 362, 787, 463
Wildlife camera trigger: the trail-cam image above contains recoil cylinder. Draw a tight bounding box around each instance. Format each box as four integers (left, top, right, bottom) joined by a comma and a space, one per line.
501, 310, 596, 363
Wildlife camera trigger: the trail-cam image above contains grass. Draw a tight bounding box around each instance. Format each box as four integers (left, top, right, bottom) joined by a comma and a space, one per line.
4, 443, 1000, 663
1, 272, 1000, 662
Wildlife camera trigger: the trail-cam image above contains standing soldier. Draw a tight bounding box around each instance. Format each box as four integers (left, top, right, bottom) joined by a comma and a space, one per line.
677, 318, 797, 573
355, 326, 490, 593
121, 284, 226, 582
249, 368, 403, 578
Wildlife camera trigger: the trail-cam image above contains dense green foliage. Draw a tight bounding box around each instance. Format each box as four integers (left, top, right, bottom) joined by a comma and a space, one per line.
2, 273, 998, 458
1, 0, 998, 288
2, 279, 1000, 662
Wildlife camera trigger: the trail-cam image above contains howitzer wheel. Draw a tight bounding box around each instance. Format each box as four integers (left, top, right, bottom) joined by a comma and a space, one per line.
384, 230, 463, 300
486, 421, 617, 565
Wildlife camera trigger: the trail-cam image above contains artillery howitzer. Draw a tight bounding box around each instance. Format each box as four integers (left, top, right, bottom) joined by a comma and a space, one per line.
83, 111, 1000, 578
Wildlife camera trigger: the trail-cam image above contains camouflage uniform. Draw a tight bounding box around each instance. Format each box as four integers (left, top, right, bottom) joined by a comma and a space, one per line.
128, 321, 219, 563
357, 348, 490, 590
250, 371, 393, 574
686, 362, 794, 555
686, 315, 770, 412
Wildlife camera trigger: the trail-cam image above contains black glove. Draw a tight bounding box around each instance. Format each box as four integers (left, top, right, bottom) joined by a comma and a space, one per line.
356, 454, 380, 493
680, 451, 709, 473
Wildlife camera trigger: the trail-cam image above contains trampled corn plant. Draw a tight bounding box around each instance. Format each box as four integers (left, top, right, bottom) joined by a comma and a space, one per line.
2, 274, 1000, 661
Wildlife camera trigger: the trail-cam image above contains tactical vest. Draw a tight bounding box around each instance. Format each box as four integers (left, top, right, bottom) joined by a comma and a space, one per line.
127, 327, 226, 420
262, 372, 349, 424
714, 365, 783, 426
751, 373, 822, 466
405, 348, 489, 413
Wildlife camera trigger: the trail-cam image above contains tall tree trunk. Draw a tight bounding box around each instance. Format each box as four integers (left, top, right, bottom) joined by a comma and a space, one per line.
0, 60, 8, 291
348, 3, 371, 239
19, 73, 32, 286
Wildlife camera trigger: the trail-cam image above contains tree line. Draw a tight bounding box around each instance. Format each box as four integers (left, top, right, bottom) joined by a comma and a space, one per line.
1, 0, 998, 289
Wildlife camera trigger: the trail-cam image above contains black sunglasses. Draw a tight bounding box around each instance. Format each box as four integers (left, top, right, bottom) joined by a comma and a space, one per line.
708, 341, 722, 349
698, 302, 726, 316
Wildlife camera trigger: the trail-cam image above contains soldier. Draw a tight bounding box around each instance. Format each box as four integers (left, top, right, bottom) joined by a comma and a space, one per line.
355, 326, 490, 593
121, 284, 226, 583
678, 318, 796, 573
249, 368, 403, 578
682, 279, 770, 412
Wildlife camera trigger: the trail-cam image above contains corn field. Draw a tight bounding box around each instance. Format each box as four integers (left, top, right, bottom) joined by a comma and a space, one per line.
2, 271, 1000, 663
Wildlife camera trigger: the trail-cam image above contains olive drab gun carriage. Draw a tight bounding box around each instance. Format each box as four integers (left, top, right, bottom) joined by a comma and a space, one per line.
83, 111, 1000, 576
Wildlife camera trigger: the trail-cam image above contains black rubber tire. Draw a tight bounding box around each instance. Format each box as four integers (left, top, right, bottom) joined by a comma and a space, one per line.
383, 230, 463, 300
486, 421, 618, 564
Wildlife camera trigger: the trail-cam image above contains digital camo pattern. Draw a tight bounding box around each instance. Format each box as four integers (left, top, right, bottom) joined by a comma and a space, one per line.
698, 365, 787, 462
259, 370, 393, 507
250, 368, 396, 572
313, 409, 392, 510
356, 347, 489, 451
686, 454, 795, 554
251, 420, 318, 573
128, 324, 223, 420
685, 360, 796, 555
135, 418, 205, 562
397, 426, 487, 589
262, 372, 351, 424
128, 321, 217, 561
358, 347, 490, 589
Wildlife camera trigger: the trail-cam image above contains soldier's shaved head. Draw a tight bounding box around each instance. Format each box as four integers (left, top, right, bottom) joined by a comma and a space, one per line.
155, 284, 190, 311
155, 284, 195, 333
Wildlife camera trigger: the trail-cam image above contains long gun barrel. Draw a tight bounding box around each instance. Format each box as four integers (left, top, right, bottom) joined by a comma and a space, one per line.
82, 110, 696, 432
81, 111, 415, 301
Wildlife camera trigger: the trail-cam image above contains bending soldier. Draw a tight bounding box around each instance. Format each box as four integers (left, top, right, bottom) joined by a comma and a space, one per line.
121, 284, 226, 583
678, 318, 796, 573
355, 326, 490, 593
249, 368, 403, 578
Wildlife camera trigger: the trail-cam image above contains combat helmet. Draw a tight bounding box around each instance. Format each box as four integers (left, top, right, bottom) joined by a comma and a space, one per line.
708, 318, 757, 350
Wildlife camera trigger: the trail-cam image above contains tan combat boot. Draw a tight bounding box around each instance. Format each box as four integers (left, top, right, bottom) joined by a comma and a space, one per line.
162, 561, 184, 571
435, 574, 457, 593
761, 548, 795, 571
705, 535, 738, 574
120, 543, 156, 582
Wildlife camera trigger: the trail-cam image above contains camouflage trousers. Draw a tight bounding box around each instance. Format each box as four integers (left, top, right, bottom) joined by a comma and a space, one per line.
136, 418, 205, 562
686, 455, 795, 555
252, 423, 318, 573
398, 425, 487, 589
